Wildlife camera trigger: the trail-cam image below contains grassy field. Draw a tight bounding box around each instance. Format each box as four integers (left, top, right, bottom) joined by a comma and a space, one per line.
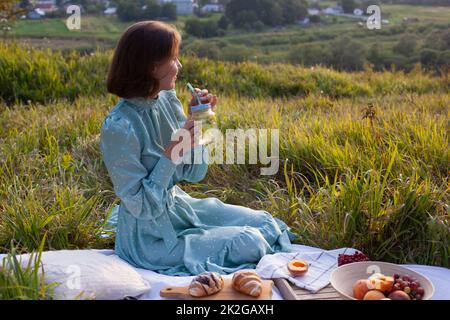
11, 15, 189, 41
384, 4, 450, 23
8, 4, 450, 64
0, 40, 448, 298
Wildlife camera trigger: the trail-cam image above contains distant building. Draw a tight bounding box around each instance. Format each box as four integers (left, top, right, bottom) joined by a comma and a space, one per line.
297, 17, 310, 26
353, 8, 363, 16
27, 9, 44, 19
35, 0, 56, 5
201, 4, 223, 13
104, 7, 117, 15
307, 8, 320, 16
158, 0, 194, 15
321, 5, 367, 21
322, 6, 343, 15
34, 0, 58, 13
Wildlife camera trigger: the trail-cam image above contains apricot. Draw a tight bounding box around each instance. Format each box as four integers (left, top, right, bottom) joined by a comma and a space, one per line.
353, 279, 370, 300
388, 290, 411, 300
368, 274, 394, 292
287, 259, 309, 277
363, 290, 386, 300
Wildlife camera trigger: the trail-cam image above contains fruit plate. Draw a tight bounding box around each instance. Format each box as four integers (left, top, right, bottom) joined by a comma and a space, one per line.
330, 261, 435, 300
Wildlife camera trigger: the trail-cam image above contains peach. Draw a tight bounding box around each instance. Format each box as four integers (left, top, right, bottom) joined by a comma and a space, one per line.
368, 274, 394, 292
388, 290, 411, 300
287, 259, 309, 277
363, 290, 386, 300
353, 279, 370, 300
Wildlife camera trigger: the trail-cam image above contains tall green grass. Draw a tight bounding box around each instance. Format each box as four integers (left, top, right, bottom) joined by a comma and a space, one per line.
1, 41, 448, 104
0, 236, 56, 300
1, 90, 447, 266
0, 43, 108, 104
0, 95, 117, 252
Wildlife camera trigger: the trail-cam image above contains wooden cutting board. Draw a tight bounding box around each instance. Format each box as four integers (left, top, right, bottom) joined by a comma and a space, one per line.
160, 278, 274, 300
274, 278, 343, 300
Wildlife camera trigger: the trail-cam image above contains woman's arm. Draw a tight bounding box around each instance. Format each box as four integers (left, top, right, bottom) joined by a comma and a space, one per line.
100, 116, 177, 221
181, 145, 209, 183
166, 90, 209, 183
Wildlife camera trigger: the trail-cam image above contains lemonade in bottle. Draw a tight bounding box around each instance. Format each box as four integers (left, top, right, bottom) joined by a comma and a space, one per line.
187, 83, 217, 144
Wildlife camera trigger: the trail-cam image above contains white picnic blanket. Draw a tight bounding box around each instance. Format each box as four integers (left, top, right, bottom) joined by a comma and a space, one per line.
2, 244, 450, 299
99, 244, 450, 300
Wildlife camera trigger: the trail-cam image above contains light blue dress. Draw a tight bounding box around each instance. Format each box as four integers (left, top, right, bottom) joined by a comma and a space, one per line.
100, 89, 297, 276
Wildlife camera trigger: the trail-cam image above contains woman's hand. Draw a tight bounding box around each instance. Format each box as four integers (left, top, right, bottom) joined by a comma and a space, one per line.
189, 88, 218, 114
164, 119, 200, 163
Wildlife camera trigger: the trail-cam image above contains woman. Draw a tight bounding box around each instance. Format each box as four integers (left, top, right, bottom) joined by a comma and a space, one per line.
100, 21, 296, 276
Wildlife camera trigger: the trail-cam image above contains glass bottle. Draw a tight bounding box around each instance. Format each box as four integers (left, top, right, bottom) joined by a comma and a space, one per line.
190, 103, 217, 145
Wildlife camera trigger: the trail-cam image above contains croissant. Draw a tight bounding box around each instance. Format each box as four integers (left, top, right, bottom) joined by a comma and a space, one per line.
188, 272, 224, 297
232, 269, 263, 297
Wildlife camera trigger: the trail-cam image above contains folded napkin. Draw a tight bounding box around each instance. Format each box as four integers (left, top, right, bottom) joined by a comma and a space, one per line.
256, 247, 357, 293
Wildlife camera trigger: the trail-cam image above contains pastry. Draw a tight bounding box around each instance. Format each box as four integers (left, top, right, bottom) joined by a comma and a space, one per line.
188, 272, 224, 297
231, 269, 263, 297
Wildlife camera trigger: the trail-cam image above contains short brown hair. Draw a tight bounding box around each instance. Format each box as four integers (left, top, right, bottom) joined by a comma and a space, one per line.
107, 21, 181, 99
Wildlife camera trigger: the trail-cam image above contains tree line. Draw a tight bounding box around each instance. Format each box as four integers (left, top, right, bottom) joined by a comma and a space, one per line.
116, 0, 177, 22
288, 27, 450, 73
183, 24, 449, 74
224, 0, 308, 30
184, 0, 309, 38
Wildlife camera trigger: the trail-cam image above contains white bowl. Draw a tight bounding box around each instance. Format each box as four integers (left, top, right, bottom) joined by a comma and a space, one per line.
330, 261, 434, 300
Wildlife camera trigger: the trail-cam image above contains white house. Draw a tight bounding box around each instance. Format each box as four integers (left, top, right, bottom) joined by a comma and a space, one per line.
201, 4, 223, 13
158, 0, 194, 15
298, 17, 310, 26
34, 0, 58, 13
27, 9, 45, 19
35, 0, 56, 5
353, 8, 363, 16
322, 6, 343, 15
104, 7, 117, 15
307, 8, 320, 16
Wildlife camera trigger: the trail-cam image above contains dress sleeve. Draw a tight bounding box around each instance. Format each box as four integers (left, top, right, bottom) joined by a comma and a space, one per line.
181, 145, 209, 183
165, 89, 209, 183
100, 115, 177, 221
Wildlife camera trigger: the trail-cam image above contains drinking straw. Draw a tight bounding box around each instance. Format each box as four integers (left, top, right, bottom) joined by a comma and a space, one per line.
187, 82, 202, 105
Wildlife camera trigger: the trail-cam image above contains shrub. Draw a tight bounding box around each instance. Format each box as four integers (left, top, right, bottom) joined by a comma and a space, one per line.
288, 43, 330, 66
328, 36, 367, 71
393, 34, 418, 57
184, 18, 220, 38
